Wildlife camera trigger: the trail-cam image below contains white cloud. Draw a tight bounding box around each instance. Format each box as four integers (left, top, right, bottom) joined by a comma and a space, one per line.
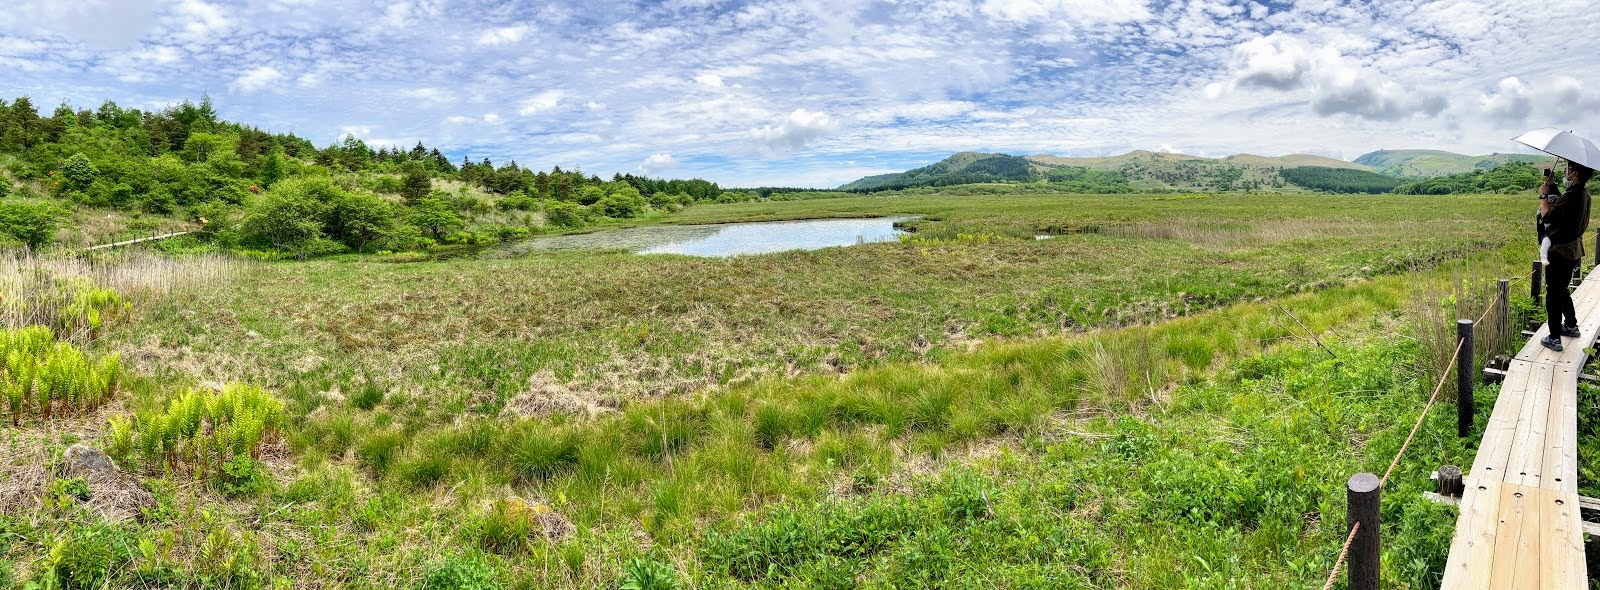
638, 153, 679, 174
483, 113, 502, 124
1223, 34, 1449, 121
979, 0, 1150, 25
0, 0, 158, 50
519, 90, 565, 116
694, 73, 725, 88
750, 109, 843, 157
1482, 77, 1533, 124
401, 88, 457, 104
173, 0, 233, 44
1230, 33, 1310, 91
1482, 75, 1600, 126
477, 25, 530, 46
231, 66, 284, 93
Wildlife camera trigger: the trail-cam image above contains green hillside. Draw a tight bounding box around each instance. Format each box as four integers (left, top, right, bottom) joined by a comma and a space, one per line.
1353, 149, 1548, 177
838, 152, 1038, 191
840, 150, 1377, 193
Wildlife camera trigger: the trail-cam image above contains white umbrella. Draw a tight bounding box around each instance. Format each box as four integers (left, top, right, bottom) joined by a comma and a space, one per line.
1512, 127, 1600, 169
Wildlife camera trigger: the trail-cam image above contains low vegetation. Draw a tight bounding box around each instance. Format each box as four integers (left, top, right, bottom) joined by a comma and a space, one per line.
0, 124, 1552, 589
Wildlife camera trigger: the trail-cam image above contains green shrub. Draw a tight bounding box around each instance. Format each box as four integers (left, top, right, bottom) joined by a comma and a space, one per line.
542, 200, 587, 227
218, 455, 272, 498
50, 524, 133, 590
48, 477, 90, 510
417, 553, 501, 590
618, 557, 679, 590
496, 194, 537, 211
0, 200, 64, 248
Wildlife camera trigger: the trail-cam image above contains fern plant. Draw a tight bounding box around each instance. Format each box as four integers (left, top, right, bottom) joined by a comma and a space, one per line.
116, 383, 286, 477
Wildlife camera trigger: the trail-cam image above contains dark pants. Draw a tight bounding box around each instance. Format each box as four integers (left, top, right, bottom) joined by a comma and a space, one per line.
1547, 254, 1579, 330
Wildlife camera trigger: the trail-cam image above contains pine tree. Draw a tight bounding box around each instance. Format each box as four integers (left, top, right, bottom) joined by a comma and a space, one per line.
400, 161, 431, 203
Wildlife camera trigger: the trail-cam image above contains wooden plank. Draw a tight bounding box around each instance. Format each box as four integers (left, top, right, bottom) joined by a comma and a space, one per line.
1470, 360, 1533, 481
1487, 483, 1537, 589
1444, 267, 1597, 589
1539, 487, 1585, 589
1505, 362, 1553, 488
1542, 366, 1580, 495
1516, 278, 1600, 364
1441, 477, 1504, 589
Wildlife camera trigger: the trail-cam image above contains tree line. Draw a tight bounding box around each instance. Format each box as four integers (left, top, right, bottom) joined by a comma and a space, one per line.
0, 95, 740, 255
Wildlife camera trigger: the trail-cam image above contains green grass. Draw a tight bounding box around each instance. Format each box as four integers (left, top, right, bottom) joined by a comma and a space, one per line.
0, 191, 1553, 587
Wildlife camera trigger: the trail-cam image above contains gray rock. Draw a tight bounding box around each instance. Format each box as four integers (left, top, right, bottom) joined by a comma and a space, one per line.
58, 444, 118, 478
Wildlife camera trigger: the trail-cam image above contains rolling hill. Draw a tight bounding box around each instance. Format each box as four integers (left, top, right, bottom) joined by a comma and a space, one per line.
1353, 150, 1547, 177
838, 152, 1038, 191
839, 150, 1380, 192
839, 148, 1555, 193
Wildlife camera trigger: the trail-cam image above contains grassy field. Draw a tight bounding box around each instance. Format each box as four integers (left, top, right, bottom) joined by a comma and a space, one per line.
0, 191, 1557, 588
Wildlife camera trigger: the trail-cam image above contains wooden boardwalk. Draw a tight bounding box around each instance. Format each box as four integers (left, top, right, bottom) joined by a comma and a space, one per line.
84, 231, 190, 251
1440, 267, 1600, 588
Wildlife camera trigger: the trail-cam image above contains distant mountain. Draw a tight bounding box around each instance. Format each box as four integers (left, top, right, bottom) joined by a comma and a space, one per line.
1353, 150, 1547, 177
838, 152, 1038, 191
838, 150, 1378, 192
838, 148, 1554, 193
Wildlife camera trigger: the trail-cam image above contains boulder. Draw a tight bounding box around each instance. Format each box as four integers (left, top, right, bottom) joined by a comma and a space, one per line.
58, 444, 118, 478
55, 444, 155, 523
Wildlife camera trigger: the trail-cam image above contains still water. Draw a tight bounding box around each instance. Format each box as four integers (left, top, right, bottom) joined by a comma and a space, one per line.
503, 217, 910, 257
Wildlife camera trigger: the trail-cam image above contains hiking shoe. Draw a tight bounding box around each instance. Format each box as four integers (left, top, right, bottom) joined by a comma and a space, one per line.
1542, 335, 1565, 352
1561, 325, 1582, 338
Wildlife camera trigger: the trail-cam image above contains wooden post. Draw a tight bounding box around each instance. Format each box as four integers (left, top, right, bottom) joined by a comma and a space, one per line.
1458, 319, 1474, 437
1497, 279, 1510, 352
1532, 260, 1543, 306
1347, 473, 1381, 590
1438, 465, 1464, 498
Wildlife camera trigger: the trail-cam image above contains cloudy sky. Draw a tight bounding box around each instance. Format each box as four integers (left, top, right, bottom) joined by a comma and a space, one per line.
3, 0, 1598, 187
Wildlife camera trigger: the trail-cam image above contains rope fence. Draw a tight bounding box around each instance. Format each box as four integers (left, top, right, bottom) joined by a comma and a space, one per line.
1319, 269, 1528, 589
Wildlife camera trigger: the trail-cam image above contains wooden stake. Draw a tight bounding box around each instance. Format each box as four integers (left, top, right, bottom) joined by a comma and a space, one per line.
1458, 319, 1474, 438
1437, 465, 1464, 498
1347, 472, 1381, 590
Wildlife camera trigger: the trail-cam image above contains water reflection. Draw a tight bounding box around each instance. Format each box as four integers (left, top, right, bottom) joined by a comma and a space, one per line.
502, 217, 910, 258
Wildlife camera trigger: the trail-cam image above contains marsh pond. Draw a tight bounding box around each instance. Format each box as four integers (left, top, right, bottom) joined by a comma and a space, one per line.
500, 217, 912, 257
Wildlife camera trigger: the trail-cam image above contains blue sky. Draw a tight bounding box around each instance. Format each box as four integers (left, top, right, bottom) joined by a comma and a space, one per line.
2, 0, 1598, 187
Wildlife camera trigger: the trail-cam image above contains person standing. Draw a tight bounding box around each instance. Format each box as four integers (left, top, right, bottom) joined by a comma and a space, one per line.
1540, 161, 1593, 351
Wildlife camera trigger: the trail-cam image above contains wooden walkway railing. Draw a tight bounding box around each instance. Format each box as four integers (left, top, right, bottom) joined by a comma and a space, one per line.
1439, 266, 1600, 588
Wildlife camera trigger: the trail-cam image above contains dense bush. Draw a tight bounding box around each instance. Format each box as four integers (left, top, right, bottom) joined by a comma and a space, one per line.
0, 199, 64, 247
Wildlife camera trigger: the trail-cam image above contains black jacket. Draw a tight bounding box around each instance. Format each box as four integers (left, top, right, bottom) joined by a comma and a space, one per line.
1548, 183, 1591, 261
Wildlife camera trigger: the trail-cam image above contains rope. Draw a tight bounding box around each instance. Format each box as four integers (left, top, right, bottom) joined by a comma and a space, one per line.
1382, 336, 1466, 487
1322, 278, 1511, 585
1322, 521, 1362, 590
